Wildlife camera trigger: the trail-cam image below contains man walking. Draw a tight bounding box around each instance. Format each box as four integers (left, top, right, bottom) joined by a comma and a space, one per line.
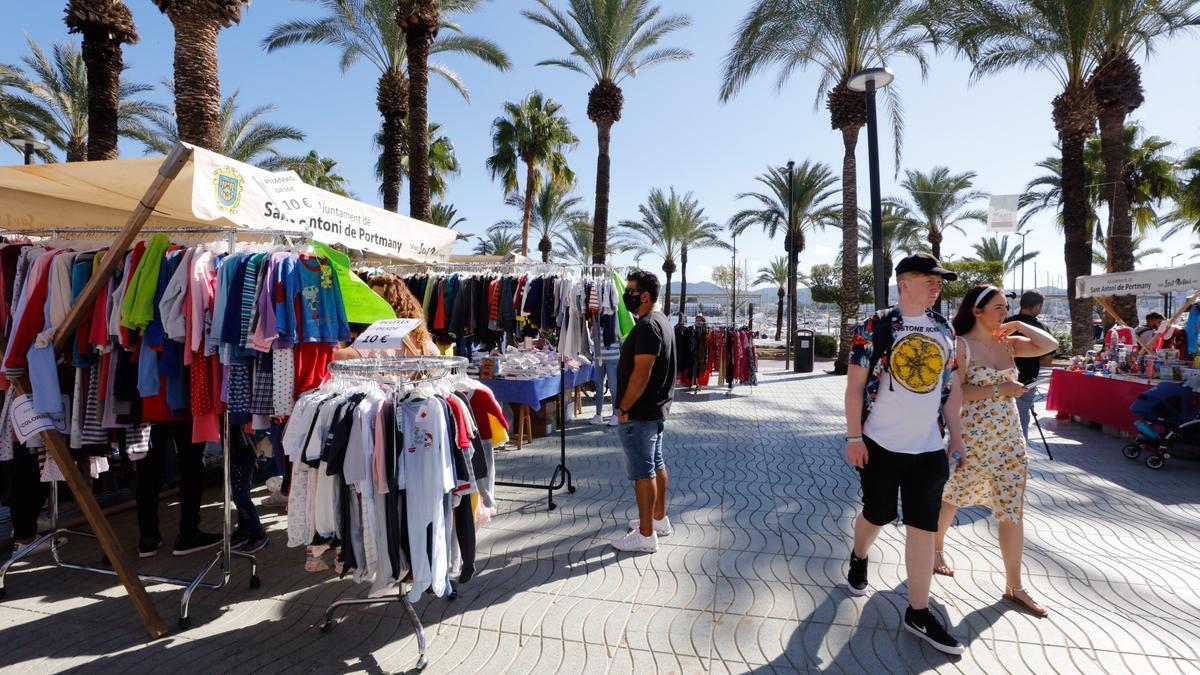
843, 253, 966, 655
1007, 290, 1056, 442
611, 270, 677, 553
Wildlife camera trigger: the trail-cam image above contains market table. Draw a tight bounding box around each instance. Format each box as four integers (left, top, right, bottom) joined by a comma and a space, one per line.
1044, 368, 1152, 436
477, 364, 595, 449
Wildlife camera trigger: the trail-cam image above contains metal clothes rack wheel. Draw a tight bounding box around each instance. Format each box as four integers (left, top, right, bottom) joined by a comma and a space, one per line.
314, 354, 470, 672
0, 228, 313, 628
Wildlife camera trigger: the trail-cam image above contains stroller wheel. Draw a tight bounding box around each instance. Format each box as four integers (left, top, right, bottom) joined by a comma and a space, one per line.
1122, 445, 1141, 459
1145, 454, 1165, 470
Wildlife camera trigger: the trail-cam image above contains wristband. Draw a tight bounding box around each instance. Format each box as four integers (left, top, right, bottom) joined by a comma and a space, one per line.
846, 436, 864, 444
992, 383, 1000, 398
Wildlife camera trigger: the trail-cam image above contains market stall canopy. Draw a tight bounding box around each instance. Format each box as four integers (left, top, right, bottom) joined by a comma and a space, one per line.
1076, 263, 1200, 298
0, 143, 457, 263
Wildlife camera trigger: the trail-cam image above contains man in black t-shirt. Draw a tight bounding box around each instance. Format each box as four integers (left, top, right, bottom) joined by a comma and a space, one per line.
1006, 290, 1056, 442
612, 270, 677, 553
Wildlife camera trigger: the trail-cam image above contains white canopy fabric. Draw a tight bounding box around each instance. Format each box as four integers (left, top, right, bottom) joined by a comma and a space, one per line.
0, 144, 456, 263
1075, 263, 1200, 298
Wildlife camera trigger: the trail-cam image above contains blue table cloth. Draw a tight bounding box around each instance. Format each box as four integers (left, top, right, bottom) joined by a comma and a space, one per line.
477, 364, 595, 410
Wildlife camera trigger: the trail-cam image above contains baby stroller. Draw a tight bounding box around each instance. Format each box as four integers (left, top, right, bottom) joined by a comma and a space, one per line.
1123, 382, 1200, 470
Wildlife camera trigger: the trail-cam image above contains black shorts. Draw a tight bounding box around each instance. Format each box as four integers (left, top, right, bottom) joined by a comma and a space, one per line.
858, 436, 950, 532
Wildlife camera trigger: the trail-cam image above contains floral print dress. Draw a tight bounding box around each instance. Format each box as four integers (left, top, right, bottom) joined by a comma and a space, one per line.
942, 364, 1028, 523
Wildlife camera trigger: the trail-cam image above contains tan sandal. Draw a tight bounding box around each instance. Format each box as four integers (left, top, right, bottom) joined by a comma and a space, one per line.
933, 550, 955, 577
1003, 586, 1049, 618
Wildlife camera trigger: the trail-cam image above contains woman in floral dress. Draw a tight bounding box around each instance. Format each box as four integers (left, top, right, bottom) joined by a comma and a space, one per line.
936, 285, 1058, 617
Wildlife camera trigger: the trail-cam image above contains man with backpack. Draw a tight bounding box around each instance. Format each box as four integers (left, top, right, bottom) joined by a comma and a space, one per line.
843, 253, 967, 655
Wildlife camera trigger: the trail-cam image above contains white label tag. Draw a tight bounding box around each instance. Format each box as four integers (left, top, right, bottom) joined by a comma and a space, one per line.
9, 394, 69, 443
351, 318, 422, 352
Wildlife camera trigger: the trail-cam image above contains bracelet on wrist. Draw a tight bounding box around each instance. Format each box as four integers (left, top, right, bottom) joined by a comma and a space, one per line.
846, 436, 864, 444
992, 384, 1000, 398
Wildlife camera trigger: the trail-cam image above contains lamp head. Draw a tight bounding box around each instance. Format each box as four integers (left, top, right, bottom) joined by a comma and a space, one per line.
848, 67, 895, 92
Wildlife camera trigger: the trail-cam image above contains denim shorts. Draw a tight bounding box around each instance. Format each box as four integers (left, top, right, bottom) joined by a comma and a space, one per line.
618, 419, 666, 480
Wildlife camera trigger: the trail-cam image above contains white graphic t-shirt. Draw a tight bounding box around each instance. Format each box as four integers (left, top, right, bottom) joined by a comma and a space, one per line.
864, 314, 953, 454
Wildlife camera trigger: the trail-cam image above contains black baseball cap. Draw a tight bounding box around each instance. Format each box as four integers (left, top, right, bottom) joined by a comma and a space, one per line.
895, 252, 958, 280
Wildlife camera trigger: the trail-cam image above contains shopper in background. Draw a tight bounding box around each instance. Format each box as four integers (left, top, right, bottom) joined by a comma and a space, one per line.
1006, 290, 1056, 442
611, 270, 677, 554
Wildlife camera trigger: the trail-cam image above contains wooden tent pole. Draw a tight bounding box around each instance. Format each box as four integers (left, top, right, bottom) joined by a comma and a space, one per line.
19, 144, 192, 640
1095, 296, 1156, 355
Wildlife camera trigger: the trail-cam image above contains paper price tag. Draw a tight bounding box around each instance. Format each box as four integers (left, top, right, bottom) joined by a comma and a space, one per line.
9, 394, 70, 443
351, 318, 422, 352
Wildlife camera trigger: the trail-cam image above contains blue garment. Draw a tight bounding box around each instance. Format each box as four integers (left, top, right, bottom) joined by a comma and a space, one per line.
295, 254, 349, 343
208, 253, 238, 356
137, 339, 160, 398
274, 255, 300, 347
70, 253, 95, 368
617, 419, 666, 481
28, 257, 64, 415
1187, 305, 1200, 355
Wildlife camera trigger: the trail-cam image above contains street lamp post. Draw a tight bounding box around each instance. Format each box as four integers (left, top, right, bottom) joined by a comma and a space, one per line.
848, 67, 895, 311
1015, 231, 1030, 295
4, 136, 50, 165
1166, 253, 1183, 314
785, 160, 795, 370
731, 233, 738, 329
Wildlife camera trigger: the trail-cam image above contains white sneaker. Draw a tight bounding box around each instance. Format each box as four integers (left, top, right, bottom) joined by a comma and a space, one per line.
612, 529, 658, 553
608, 416, 619, 427
263, 491, 289, 507
590, 415, 604, 425
627, 515, 672, 537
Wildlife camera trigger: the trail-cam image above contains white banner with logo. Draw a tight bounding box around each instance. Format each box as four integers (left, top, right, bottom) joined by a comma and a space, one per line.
189, 146, 456, 262
1076, 263, 1200, 298
986, 195, 1021, 233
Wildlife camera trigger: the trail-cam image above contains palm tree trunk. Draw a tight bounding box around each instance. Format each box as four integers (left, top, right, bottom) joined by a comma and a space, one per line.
79, 27, 122, 161
403, 13, 435, 222
66, 136, 88, 163
592, 120, 613, 265
521, 160, 535, 256
775, 288, 784, 342
169, 13, 221, 151
376, 70, 407, 213
663, 270, 673, 316
929, 227, 944, 313
835, 126, 861, 374
1062, 130, 1094, 355
679, 245, 689, 323
1098, 106, 1136, 325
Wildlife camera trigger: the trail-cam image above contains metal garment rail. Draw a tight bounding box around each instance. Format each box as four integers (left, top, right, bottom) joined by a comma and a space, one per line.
0, 227, 309, 629
494, 355, 575, 511
314, 354, 470, 672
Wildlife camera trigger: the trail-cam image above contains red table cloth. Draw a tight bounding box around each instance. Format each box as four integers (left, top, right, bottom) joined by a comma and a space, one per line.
1044, 369, 1151, 436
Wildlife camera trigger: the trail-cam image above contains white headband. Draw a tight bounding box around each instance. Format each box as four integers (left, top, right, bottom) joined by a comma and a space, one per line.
974, 286, 1001, 309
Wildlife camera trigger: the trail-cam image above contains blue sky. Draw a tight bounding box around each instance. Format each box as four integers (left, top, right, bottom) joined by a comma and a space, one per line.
4, 1, 1199, 290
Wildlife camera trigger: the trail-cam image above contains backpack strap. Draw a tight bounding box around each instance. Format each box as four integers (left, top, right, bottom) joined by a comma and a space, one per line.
867, 307, 895, 389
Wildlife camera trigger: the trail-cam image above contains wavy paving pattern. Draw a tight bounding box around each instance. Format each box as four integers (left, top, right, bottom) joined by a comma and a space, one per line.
1, 365, 1198, 673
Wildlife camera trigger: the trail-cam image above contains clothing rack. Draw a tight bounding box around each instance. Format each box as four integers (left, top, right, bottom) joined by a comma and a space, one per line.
0, 224, 322, 630
315, 355, 470, 673
494, 355, 575, 510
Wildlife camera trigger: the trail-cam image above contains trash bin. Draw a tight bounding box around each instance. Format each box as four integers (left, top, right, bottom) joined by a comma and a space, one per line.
794, 329, 814, 373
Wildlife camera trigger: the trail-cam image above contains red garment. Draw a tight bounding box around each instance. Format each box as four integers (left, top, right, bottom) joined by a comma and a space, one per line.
3, 250, 60, 371
469, 387, 508, 441
488, 279, 500, 324
294, 341, 333, 394
190, 353, 215, 416
434, 279, 446, 331
142, 376, 184, 422
444, 395, 472, 450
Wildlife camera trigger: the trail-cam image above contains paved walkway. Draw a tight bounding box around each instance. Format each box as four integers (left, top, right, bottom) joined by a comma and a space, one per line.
2, 362, 1199, 674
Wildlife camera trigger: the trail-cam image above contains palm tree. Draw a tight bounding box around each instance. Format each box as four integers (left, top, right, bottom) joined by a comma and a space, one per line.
622, 188, 686, 315
950, 0, 1103, 354
473, 227, 520, 256
373, 120, 461, 202
1089, 0, 1197, 323
152, 0, 250, 150
0, 64, 52, 152
1092, 232, 1162, 269
486, 92, 578, 256
675, 194, 728, 321
261, 150, 353, 197
856, 200, 919, 290
728, 161, 839, 347
754, 256, 789, 341
1019, 154, 1104, 241
65, 0, 139, 161
554, 213, 636, 265
17, 38, 161, 162
430, 202, 466, 228
972, 234, 1039, 278
896, 166, 986, 263
493, 183, 586, 262
1166, 148, 1200, 238
525, 0, 693, 264
264, 0, 509, 213
133, 86, 304, 167
721, 0, 933, 373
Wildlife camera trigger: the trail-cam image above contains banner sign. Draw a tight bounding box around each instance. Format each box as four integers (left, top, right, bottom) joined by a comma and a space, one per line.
1076, 263, 1200, 298
190, 146, 457, 263
986, 195, 1020, 233
351, 318, 422, 352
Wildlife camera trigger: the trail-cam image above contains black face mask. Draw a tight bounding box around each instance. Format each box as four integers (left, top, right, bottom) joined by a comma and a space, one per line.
623, 290, 644, 313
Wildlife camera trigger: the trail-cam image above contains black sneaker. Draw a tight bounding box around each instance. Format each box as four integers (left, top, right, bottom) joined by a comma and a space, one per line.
229, 530, 250, 551
240, 535, 270, 554
138, 536, 162, 559
173, 531, 222, 556
847, 552, 868, 596
904, 606, 965, 655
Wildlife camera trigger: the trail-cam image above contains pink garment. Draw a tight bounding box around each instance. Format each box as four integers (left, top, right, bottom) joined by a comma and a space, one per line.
188, 249, 215, 355
251, 252, 288, 352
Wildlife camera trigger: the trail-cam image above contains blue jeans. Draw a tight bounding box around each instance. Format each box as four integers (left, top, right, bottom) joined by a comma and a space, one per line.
618, 419, 666, 481
594, 359, 619, 416
1015, 386, 1037, 444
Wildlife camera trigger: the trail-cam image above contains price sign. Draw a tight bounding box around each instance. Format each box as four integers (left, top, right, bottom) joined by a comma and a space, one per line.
351, 318, 422, 352
480, 357, 497, 380
9, 394, 70, 443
